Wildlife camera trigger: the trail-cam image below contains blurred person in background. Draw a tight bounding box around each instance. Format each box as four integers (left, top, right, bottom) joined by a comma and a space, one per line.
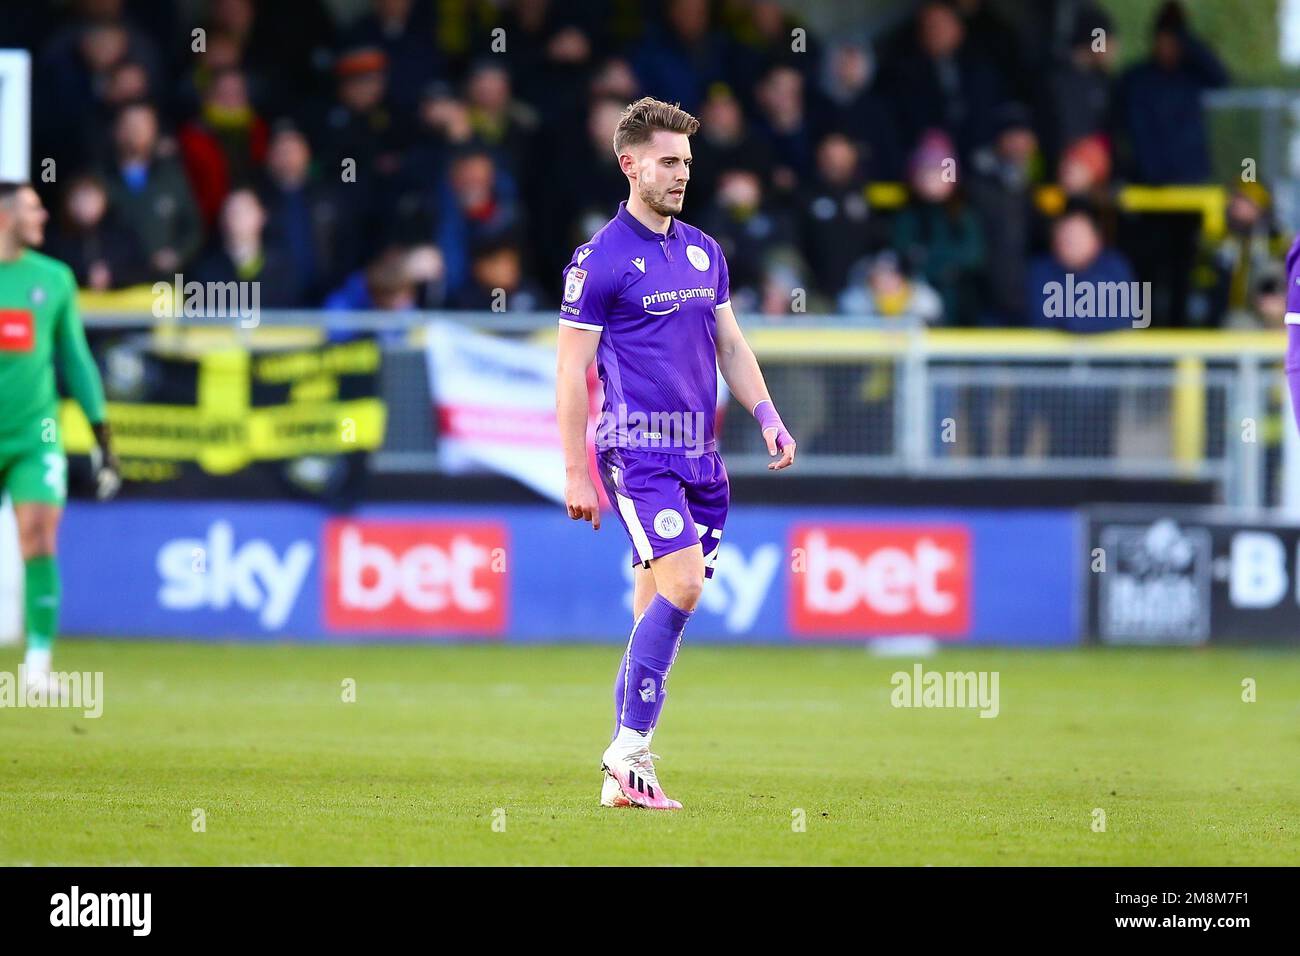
450, 231, 543, 312
1118, 0, 1228, 328
878, 0, 1006, 163
1042, 4, 1116, 170
686, 85, 775, 208
1222, 262, 1289, 331
1119, 0, 1227, 186
311, 46, 406, 184
754, 64, 816, 193
967, 103, 1045, 326
192, 188, 301, 307
699, 167, 794, 313
728, 0, 823, 100
44, 173, 148, 291
839, 249, 943, 323
632, 0, 731, 114
103, 101, 203, 278
178, 66, 269, 230
1057, 132, 1118, 243
435, 149, 524, 300
464, 60, 540, 183
1014, 203, 1137, 459
813, 42, 903, 181
1192, 183, 1291, 328
325, 244, 444, 316
0, 181, 119, 698
797, 133, 881, 301
258, 121, 364, 306
892, 129, 985, 326
35, 5, 164, 174
1025, 202, 1137, 333
536, 96, 629, 279
501, 0, 603, 133
341, 0, 442, 117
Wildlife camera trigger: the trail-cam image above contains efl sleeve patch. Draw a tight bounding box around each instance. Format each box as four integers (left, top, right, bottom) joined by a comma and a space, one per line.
564, 267, 588, 303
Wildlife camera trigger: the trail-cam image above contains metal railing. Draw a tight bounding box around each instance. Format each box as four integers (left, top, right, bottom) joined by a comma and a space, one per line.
82, 311, 1292, 508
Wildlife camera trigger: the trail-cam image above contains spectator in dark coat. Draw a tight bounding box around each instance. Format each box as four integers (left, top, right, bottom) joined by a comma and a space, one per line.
967, 104, 1046, 325
44, 173, 149, 290
1118, 1, 1228, 186
813, 43, 904, 180
1016, 205, 1137, 457
688, 86, 776, 209
797, 134, 881, 300
257, 122, 364, 305
878, 0, 1007, 163
699, 168, 796, 313
102, 101, 203, 278
632, 0, 732, 115
892, 130, 985, 326
450, 233, 544, 312
340, 0, 442, 116
1116, 3, 1227, 327
1025, 204, 1138, 332
1041, 5, 1117, 170
192, 188, 302, 307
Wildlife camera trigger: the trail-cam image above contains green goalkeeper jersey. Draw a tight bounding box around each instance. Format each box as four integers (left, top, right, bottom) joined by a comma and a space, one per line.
0, 250, 106, 450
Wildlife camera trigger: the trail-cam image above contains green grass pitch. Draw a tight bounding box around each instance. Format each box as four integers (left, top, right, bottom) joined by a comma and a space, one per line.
1, 641, 1298, 865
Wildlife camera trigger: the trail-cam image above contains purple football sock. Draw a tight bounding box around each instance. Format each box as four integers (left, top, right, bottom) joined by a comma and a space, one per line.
616, 594, 692, 733
1287, 327, 1300, 429
611, 645, 631, 741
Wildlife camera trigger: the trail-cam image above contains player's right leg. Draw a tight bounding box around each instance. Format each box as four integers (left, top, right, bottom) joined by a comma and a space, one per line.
3, 442, 67, 695
595, 449, 705, 809
601, 564, 658, 808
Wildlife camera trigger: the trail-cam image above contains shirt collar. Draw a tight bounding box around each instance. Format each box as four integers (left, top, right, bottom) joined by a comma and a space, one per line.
617, 200, 677, 241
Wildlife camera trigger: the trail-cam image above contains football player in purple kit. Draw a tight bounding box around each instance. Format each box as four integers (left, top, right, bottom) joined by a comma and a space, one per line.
1284, 235, 1300, 429
556, 97, 796, 810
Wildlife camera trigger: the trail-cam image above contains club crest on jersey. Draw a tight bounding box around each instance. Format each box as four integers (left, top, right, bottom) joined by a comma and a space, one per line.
30, 285, 46, 305
654, 509, 685, 539
564, 267, 588, 303
686, 244, 710, 271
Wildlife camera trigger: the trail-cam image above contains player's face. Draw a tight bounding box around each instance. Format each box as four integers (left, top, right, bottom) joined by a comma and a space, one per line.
14, 187, 48, 247
632, 131, 692, 217
0, 187, 47, 248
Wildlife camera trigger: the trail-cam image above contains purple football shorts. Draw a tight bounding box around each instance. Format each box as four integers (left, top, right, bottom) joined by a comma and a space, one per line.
597, 447, 729, 578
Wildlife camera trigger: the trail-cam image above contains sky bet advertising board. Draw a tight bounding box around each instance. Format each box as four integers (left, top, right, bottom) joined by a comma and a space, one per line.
58, 502, 1080, 645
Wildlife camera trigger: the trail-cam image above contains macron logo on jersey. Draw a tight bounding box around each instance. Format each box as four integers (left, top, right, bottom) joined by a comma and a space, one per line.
576, 247, 594, 266
632, 257, 646, 273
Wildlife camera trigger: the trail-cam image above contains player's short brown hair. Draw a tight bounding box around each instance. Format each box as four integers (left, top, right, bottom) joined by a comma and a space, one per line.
612, 97, 700, 156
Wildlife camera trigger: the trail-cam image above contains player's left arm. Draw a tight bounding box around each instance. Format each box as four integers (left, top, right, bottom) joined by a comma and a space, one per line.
53, 270, 120, 500
714, 301, 795, 471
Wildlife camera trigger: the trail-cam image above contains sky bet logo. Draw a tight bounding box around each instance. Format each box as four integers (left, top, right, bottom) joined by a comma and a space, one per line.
323, 520, 508, 634
790, 525, 971, 637
157, 521, 313, 630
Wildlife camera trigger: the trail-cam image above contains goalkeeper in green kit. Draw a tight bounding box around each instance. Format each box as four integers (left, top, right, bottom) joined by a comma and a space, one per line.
0, 183, 119, 695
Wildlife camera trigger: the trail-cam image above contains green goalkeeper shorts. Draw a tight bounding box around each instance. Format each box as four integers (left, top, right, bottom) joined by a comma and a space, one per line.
0, 440, 67, 506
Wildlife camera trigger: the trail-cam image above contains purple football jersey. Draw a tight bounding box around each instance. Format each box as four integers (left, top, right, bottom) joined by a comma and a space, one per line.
559, 201, 730, 456
1287, 234, 1300, 325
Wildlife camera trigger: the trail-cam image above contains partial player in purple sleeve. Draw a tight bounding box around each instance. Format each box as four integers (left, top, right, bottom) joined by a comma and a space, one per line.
555, 97, 796, 811
1285, 236, 1300, 428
